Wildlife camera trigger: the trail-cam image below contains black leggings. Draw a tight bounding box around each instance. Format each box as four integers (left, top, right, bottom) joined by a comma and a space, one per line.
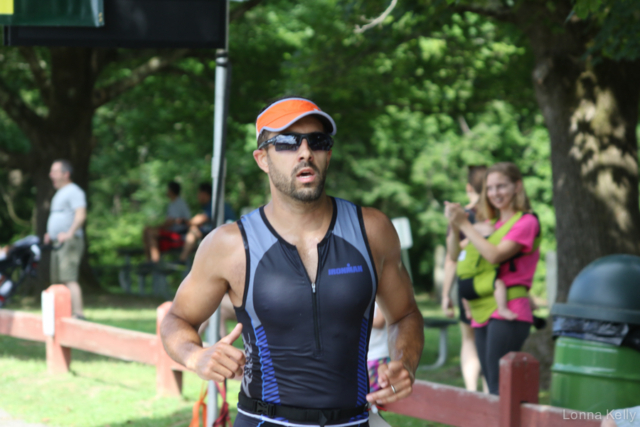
474, 319, 531, 395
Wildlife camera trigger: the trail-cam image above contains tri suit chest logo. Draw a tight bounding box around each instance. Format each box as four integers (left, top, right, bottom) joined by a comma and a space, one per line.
328, 263, 364, 276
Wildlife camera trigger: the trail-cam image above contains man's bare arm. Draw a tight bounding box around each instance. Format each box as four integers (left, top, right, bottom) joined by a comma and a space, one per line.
160, 223, 246, 381
362, 208, 424, 404
69, 207, 86, 235
56, 207, 87, 242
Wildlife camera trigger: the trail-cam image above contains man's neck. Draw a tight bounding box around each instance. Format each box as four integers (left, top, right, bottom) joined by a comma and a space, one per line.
57, 181, 71, 190
264, 192, 333, 242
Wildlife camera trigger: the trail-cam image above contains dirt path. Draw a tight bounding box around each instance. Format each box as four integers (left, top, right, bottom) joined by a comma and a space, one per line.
0, 410, 50, 427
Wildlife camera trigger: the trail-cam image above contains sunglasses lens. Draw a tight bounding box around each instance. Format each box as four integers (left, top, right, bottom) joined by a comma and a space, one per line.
307, 133, 333, 151
272, 135, 300, 151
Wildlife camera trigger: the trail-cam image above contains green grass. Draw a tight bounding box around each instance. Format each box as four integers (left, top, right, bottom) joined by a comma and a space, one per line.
0, 292, 481, 427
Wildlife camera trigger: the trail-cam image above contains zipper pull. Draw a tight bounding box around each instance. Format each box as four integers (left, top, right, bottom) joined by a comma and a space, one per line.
312, 283, 316, 293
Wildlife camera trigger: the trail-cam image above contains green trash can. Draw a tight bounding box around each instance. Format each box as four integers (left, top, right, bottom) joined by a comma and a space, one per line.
550, 254, 640, 413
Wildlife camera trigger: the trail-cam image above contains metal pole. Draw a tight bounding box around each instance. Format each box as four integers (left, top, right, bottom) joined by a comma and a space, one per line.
207, 8, 230, 424
207, 2, 230, 423
206, 50, 228, 427
211, 51, 228, 226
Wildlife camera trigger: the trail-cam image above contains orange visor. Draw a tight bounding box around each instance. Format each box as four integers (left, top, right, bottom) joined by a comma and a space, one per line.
256, 98, 337, 137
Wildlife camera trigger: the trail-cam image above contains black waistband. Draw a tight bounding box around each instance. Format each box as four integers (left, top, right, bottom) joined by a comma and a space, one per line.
238, 392, 368, 427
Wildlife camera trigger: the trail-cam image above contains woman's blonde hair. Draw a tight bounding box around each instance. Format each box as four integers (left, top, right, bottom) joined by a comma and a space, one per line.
477, 162, 531, 220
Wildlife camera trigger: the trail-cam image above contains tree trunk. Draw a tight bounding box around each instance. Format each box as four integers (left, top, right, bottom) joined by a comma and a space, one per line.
30, 47, 101, 293
507, 2, 640, 388
518, 2, 640, 302
2, 45, 187, 296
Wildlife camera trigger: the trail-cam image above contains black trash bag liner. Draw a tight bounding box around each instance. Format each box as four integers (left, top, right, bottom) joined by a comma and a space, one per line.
553, 316, 630, 347
622, 326, 640, 352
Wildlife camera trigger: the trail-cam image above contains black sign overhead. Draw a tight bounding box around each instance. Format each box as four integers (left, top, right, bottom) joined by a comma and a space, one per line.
3, 0, 227, 48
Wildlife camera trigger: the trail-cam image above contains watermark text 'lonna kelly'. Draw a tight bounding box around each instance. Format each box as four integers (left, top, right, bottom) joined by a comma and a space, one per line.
563, 409, 637, 423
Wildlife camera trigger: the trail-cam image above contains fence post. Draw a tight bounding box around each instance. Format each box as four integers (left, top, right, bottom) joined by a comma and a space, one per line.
499, 352, 539, 427
44, 285, 72, 374
156, 301, 183, 396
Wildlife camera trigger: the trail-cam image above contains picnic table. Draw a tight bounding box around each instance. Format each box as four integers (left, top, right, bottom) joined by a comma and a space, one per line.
117, 247, 189, 298
419, 317, 458, 371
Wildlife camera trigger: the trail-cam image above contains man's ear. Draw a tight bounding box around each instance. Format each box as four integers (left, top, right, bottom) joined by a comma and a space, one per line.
253, 149, 270, 174
326, 149, 332, 169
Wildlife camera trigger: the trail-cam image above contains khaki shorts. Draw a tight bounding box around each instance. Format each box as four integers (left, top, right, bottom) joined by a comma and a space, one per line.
50, 236, 84, 284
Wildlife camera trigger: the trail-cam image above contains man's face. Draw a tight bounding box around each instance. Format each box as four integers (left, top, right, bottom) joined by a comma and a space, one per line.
49, 162, 68, 189
258, 116, 332, 203
197, 190, 211, 205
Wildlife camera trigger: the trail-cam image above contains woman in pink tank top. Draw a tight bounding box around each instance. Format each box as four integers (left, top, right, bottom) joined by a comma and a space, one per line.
445, 162, 540, 395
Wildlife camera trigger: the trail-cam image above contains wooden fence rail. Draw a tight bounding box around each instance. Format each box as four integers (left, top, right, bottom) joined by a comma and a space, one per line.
0, 285, 600, 427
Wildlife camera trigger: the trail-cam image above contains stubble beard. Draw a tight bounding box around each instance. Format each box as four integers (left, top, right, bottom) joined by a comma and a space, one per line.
268, 157, 326, 203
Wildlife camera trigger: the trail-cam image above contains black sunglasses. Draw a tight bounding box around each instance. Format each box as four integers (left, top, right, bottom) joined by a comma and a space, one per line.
258, 132, 334, 152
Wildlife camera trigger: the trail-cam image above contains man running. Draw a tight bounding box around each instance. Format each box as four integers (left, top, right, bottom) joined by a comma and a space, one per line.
160, 97, 424, 427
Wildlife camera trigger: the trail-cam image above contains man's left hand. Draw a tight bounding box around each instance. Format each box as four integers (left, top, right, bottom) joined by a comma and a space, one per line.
366, 360, 414, 405
57, 231, 72, 243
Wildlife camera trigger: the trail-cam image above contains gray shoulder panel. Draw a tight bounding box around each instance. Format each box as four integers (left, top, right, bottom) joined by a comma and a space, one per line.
332, 198, 378, 302
240, 208, 278, 329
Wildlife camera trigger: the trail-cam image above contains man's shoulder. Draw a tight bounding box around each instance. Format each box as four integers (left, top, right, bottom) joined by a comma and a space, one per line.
55, 183, 86, 203
359, 206, 398, 247
67, 182, 85, 193
198, 221, 244, 257
360, 206, 393, 231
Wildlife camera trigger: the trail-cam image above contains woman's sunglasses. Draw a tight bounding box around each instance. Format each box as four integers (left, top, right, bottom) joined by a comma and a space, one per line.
258, 132, 334, 152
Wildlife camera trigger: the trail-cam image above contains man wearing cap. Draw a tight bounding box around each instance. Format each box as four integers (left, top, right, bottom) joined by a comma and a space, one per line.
161, 96, 424, 427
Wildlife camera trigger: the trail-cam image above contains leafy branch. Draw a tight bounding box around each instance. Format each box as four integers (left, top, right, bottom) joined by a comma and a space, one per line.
92, 49, 190, 108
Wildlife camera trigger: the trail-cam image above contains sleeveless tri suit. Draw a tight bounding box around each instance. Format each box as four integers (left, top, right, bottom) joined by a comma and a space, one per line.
233, 197, 378, 427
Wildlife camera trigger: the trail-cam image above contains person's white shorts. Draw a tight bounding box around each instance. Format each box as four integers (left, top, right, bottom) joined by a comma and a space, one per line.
608, 406, 640, 426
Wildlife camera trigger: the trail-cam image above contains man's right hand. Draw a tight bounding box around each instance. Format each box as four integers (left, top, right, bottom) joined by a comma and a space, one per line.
191, 323, 245, 382
43, 233, 51, 245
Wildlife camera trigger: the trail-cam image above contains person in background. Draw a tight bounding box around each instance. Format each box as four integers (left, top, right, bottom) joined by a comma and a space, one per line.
441, 165, 488, 392
601, 406, 640, 426
178, 183, 236, 263
367, 303, 393, 426
446, 162, 541, 395
44, 160, 87, 319
368, 303, 391, 393
180, 184, 239, 337
143, 181, 191, 263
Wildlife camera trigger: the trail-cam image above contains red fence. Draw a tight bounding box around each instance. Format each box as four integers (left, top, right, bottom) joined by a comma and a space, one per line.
0, 285, 600, 427
0, 284, 184, 395
386, 353, 599, 426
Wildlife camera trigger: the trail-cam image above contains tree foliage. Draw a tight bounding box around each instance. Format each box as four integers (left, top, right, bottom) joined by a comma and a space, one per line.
7, 0, 633, 295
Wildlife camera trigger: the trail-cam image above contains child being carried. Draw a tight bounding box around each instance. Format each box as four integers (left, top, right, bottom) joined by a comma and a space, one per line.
460, 221, 518, 321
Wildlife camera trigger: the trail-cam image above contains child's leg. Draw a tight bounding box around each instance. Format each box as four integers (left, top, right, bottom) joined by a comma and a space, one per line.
367, 357, 391, 393
494, 279, 518, 320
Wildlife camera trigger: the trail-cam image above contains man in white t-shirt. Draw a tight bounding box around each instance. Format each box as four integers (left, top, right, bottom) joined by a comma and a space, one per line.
142, 181, 191, 262
44, 160, 87, 318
